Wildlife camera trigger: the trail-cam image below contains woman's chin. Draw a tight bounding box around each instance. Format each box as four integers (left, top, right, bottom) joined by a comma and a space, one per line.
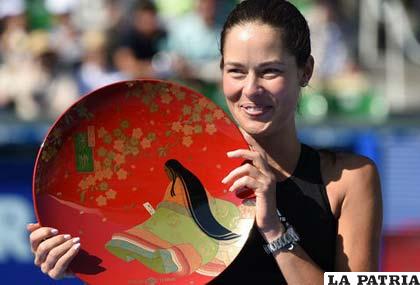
239, 121, 273, 137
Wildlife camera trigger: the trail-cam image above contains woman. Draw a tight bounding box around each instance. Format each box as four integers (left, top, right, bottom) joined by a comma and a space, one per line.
27, 0, 382, 283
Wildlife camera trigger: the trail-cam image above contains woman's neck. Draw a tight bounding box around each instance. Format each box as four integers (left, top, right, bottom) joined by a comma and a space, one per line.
251, 124, 301, 181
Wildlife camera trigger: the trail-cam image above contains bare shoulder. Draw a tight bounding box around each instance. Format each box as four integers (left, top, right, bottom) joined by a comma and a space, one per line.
319, 149, 380, 189
318, 149, 382, 217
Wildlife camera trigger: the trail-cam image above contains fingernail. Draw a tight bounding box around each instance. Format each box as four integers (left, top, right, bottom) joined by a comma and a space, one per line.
221, 177, 227, 184
72, 237, 80, 243
63, 234, 71, 240
51, 229, 58, 235
73, 243, 81, 250
227, 151, 237, 158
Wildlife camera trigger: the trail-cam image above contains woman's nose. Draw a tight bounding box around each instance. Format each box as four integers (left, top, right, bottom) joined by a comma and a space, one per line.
243, 73, 262, 98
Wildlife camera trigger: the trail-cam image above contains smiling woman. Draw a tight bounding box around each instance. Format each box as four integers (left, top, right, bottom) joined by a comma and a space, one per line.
27, 1, 382, 284
211, 0, 382, 283
221, 22, 312, 136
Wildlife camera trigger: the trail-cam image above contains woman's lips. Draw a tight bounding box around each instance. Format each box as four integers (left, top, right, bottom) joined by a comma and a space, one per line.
240, 104, 272, 116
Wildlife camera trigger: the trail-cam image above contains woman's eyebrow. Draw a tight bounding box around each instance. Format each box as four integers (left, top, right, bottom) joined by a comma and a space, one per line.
258, 60, 286, 67
223, 60, 286, 67
223, 61, 244, 67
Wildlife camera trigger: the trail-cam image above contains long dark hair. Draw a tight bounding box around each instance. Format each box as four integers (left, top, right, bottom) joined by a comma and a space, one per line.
165, 159, 239, 241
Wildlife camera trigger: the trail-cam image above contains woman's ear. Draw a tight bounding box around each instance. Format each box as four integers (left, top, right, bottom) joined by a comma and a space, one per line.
300, 55, 314, 87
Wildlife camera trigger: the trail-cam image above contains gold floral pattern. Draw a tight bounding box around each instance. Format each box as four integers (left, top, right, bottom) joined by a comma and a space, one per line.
140, 138, 152, 149
160, 92, 173, 104
74, 116, 160, 206
138, 82, 232, 155
41, 81, 234, 207
96, 195, 107, 206
116, 168, 128, 180
171, 122, 182, 132
106, 189, 117, 199
182, 125, 194, 136
213, 109, 224, 120
40, 126, 63, 163
182, 136, 193, 147
132, 128, 143, 139
205, 124, 217, 135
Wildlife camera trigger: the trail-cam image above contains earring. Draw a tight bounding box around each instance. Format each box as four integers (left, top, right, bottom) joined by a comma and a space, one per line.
301, 82, 307, 87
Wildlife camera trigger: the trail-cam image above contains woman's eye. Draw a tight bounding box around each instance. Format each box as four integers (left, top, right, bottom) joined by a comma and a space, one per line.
263, 68, 280, 75
260, 68, 282, 79
227, 69, 246, 78
228, 69, 245, 74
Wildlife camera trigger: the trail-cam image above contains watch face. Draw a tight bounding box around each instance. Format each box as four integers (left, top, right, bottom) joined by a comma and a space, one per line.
265, 226, 300, 254
33, 79, 256, 285
287, 244, 295, 251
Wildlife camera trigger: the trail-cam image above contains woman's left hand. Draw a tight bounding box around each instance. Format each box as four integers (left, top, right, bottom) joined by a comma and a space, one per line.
222, 134, 284, 237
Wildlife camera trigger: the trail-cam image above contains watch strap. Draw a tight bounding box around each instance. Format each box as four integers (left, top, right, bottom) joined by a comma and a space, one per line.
263, 226, 300, 255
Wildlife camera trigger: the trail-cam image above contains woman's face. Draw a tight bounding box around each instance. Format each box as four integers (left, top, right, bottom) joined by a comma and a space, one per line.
222, 22, 308, 137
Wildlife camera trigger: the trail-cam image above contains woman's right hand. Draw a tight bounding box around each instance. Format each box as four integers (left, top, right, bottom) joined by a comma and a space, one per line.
27, 223, 81, 280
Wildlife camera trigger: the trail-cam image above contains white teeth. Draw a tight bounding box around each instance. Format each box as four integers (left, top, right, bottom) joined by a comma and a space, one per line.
241, 105, 269, 115
245, 106, 263, 111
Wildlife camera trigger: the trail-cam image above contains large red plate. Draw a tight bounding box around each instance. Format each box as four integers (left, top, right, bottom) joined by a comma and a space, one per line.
33, 79, 255, 284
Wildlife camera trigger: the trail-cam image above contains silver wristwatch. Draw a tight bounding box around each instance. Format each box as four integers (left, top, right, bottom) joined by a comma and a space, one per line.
263, 226, 300, 255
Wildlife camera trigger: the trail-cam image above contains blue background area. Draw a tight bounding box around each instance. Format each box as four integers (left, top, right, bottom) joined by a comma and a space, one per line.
0, 153, 83, 285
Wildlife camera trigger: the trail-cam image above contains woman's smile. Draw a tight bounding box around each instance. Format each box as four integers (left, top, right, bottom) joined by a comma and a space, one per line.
240, 102, 273, 117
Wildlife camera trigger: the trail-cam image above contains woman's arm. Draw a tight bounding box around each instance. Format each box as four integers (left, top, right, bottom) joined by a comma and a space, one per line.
274, 154, 382, 284
224, 145, 382, 285
332, 155, 383, 271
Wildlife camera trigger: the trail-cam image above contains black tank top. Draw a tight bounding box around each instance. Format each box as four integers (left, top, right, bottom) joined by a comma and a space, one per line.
209, 144, 337, 284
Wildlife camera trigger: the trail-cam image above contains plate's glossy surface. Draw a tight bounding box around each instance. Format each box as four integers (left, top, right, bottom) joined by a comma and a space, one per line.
33, 80, 255, 285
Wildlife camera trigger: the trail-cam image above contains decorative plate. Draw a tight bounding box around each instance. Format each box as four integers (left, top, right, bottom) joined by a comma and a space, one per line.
33, 79, 255, 285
